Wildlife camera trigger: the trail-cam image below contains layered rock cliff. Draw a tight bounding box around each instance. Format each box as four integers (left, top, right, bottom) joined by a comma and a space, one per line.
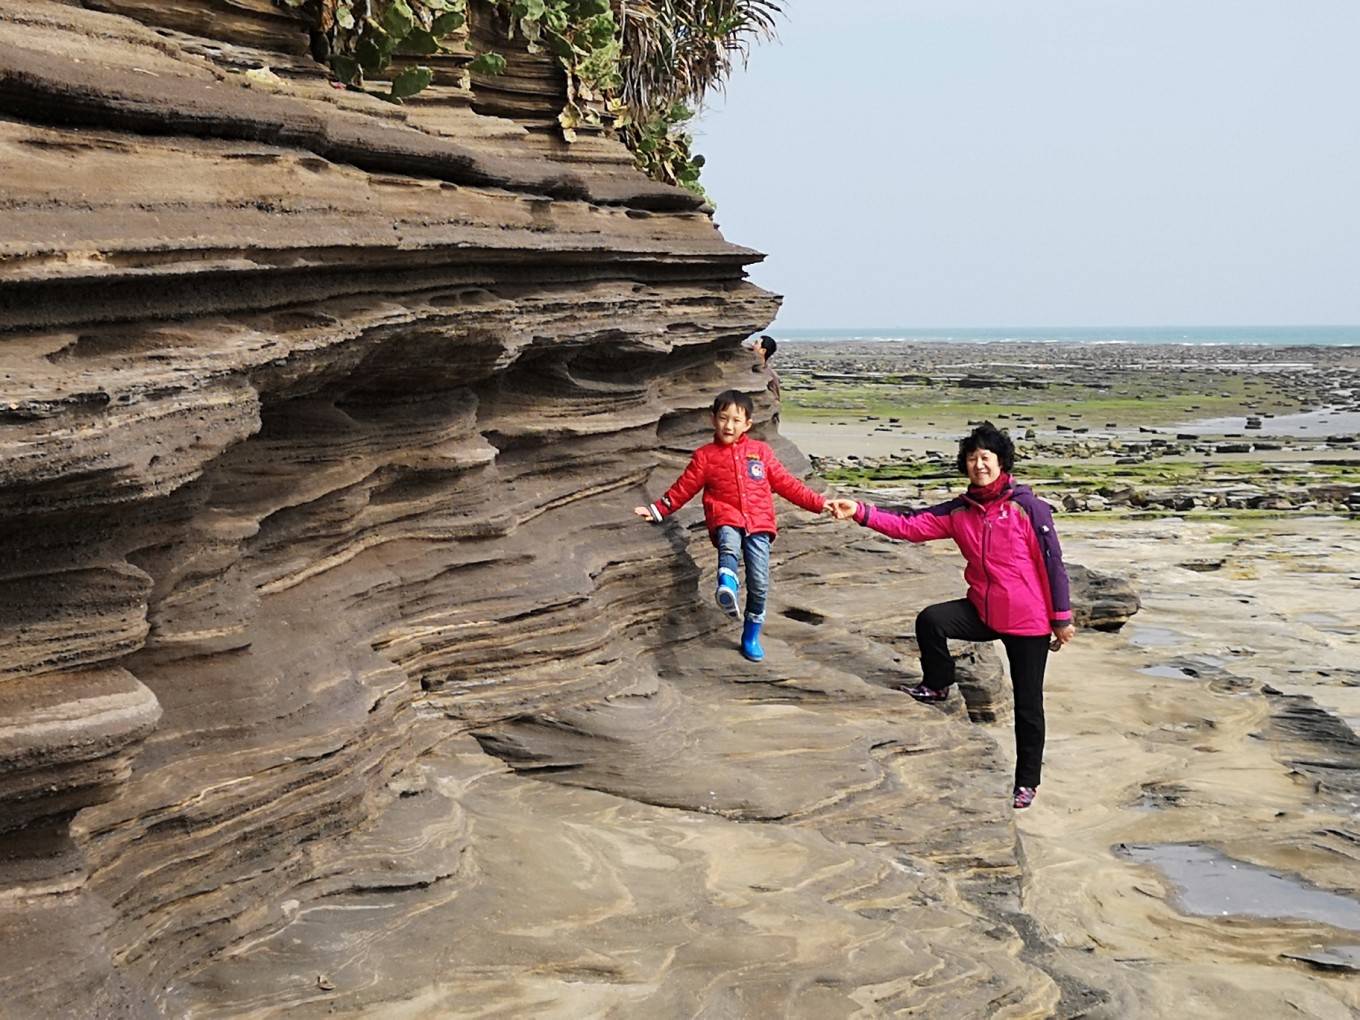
0, 4, 1112, 1016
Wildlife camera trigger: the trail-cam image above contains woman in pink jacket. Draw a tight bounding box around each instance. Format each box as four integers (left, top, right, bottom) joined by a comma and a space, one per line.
828, 422, 1076, 809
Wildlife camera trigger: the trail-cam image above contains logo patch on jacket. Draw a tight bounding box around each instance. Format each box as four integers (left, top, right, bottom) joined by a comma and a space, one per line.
746, 457, 766, 481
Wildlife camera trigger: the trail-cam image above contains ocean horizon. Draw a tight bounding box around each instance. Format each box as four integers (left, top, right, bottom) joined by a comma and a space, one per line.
771, 325, 1360, 347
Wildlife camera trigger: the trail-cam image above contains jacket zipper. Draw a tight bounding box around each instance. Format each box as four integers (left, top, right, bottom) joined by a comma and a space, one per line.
980, 503, 994, 624
734, 443, 747, 528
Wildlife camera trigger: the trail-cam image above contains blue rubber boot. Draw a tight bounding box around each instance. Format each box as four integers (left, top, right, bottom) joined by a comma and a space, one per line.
715, 569, 740, 618
741, 619, 765, 661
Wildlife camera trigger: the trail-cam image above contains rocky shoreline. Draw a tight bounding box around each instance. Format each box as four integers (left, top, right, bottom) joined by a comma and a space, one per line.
816, 452, 1360, 515
779, 340, 1360, 516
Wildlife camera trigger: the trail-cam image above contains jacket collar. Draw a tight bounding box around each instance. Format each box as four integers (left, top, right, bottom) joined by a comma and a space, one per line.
961, 477, 1021, 510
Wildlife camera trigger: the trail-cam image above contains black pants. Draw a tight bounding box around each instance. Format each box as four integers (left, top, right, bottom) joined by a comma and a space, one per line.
915, 598, 1050, 788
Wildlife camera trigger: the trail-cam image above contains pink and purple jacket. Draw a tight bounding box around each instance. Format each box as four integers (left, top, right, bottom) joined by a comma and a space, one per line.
852, 481, 1072, 637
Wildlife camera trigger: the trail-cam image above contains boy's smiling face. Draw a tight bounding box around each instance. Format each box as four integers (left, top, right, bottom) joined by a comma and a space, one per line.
712, 403, 753, 446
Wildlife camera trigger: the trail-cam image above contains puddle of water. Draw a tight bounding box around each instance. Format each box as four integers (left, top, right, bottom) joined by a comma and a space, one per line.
1141, 665, 1198, 680
1127, 625, 1186, 648
1172, 407, 1360, 438
1282, 945, 1360, 973
1141, 655, 1243, 684
1115, 843, 1360, 932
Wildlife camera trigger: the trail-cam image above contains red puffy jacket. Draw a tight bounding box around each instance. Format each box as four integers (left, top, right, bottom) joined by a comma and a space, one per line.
647, 434, 825, 542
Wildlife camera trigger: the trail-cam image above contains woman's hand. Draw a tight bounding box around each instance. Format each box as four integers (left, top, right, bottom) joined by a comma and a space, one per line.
1050, 623, 1076, 650
826, 498, 859, 520
633, 506, 654, 520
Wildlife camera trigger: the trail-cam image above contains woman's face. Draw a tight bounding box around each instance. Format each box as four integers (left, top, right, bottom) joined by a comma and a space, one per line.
965, 447, 1002, 487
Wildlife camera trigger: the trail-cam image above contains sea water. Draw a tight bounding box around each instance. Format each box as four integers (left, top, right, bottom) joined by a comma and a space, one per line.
772, 325, 1360, 347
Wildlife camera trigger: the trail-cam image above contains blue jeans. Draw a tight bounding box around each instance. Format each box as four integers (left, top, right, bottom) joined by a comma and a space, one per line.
715, 526, 771, 623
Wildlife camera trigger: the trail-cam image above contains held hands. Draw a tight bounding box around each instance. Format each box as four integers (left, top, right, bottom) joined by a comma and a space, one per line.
825, 498, 859, 521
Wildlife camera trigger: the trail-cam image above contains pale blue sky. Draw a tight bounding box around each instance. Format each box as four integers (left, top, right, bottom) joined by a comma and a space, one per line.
694, 0, 1360, 329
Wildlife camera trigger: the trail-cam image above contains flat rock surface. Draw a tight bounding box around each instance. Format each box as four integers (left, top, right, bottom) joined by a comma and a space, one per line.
1012, 515, 1360, 1018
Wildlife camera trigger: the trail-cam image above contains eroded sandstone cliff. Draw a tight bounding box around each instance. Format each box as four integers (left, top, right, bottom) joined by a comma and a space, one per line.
0, 4, 1099, 1016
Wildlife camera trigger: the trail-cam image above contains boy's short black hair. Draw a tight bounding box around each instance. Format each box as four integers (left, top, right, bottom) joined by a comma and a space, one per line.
712, 390, 755, 419
758, 335, 777, 357
956, 421, 1016, 474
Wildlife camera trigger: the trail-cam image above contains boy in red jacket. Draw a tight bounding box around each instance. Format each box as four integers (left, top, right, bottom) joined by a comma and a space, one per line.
634, 390, 827, 661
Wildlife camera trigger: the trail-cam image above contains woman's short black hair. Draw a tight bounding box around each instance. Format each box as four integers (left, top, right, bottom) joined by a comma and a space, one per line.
758, 335, 777, 357
956, 421, 1015, 475
712, 389, 755, 419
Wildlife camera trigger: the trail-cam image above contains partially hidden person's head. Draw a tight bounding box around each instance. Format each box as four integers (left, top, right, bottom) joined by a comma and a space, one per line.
757, 335, 777, 363
956, 421, 1015, 487
711, 390, 755, 446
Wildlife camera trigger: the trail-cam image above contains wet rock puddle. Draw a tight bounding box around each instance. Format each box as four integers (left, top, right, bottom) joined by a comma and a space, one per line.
1126, 624, 1247, 686
1171, 406, 1360, 438
1136, 651, 1252, 696
1127, 625, 1185, 649
1115, 842, 1360, 934
1139, 665, 1199, 680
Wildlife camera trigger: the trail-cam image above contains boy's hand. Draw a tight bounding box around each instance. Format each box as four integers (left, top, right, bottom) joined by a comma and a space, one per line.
826, 498, 859, 520
633, 506, 654, 520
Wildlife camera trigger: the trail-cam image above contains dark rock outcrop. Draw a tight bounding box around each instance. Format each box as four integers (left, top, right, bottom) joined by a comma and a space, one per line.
1068, 562, 1142, 631
1260, 685, 1360, 808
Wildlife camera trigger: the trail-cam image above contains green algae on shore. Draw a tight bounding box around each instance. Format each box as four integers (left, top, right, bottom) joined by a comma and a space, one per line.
784, 373, 1305, 429
785, 340, 1360, 519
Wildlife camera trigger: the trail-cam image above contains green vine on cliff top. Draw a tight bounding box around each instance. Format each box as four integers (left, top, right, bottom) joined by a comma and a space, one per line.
496, 0, 620, 137
284, 0, 507, 101
496, 1, 708, 196
285, 0, 779, 198
621, 101, 704, 196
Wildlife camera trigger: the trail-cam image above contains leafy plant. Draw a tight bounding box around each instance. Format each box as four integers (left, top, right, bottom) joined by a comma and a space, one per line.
617, 0, 781, 115
496, 0, 624, 140
284, 0, 497, 102
497, 1, 780, 196
621, 100, 706, 197
285, 0, 783, 195
620, 1, 783, 197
